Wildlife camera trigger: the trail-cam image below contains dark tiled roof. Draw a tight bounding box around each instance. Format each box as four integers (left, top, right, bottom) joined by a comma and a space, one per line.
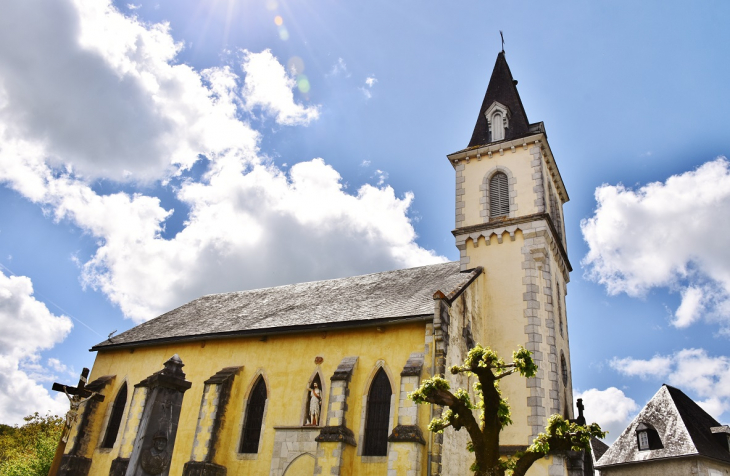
666, 385, 730, 464
92, 262, 479, 350
597, 385, 730, 468
468, 52, 531, 148
590, 437, 609, 462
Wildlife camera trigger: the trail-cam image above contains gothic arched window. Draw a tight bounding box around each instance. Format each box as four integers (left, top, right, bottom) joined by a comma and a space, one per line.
489, 172, 509, 218
101, 382, 127, 448
363, 368, 392, 456
239, 376, 267, 454
561, 353, 568, 387
491, 112, 504, 141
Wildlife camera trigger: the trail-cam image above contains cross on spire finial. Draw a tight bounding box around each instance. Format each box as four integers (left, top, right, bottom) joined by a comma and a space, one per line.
500, 31, 505, 53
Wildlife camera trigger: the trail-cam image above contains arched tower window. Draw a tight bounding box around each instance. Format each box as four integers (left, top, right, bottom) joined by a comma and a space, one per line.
556, 282, 563, 338
239, 376, 267, 454
560, 353, 568, 388
101, 382, 127, 448
489, 172, 509, 218
549, 185, 563, 243
491, 112, 504, 141
363, 368, 392, 456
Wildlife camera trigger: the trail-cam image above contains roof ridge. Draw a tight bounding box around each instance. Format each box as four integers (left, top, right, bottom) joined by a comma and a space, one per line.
198, 260, 459, 299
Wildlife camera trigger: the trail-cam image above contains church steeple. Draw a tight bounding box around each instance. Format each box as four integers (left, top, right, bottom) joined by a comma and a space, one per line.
468, 52, 531, 148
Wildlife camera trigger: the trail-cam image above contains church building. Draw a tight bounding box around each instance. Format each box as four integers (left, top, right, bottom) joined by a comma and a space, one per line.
57, 51, 575, 476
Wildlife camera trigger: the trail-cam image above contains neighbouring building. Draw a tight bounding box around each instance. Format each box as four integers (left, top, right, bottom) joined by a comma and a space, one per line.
57, 51, 576, 476
595, 384, 730, 476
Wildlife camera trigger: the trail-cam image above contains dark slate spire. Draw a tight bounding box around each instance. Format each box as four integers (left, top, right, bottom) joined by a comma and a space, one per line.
468, 52, 531, 148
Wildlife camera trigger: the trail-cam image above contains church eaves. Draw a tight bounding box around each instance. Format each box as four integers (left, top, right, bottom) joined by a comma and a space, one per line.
468, 52, 532, 148
91, 262, 481, 350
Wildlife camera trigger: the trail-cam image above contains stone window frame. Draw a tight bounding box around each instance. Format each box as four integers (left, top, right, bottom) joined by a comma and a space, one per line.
235, 370, 270, 460
95, 377, 126, 454
480, 165, 517, 222
300, 368, 326, 427
484, 101, 510, 143
356, 360, 396, 462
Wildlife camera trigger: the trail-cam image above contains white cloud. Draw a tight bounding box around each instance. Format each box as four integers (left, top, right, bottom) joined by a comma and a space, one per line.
48, 357, 75, 378
574, 387, 638, 443
0, 271, 72, 423
327, 58, 348, 77
611, 348, 730, 419
240, 49, 319, 126
374, 169, 388, 186
0, 0, 445, 326
609, 354, 673, 379
581, 158, 730, 331
359, 75, 377, 99
0, 0, 259, 182
127, 3, 141, 10
360, 160, 371, 167
674, 286, 705, 327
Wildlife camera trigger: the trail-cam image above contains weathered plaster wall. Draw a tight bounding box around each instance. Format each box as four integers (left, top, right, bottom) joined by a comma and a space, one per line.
85, 321, 430, 476
600, 457, 730, 476
440, 274, 486, 476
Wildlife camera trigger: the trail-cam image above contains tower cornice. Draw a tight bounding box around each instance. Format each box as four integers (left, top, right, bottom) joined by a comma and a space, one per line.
446, 132, 569, 204
452, 212, 572, 274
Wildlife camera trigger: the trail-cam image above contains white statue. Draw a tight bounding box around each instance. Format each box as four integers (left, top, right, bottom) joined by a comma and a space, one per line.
307, 382, 322, 426
61, 386, 99, 443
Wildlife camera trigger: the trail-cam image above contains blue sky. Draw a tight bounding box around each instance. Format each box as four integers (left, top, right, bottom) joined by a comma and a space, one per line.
0, 0, 729, 441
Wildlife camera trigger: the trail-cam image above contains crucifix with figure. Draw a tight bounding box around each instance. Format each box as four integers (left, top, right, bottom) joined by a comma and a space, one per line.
47, 368, 105, 476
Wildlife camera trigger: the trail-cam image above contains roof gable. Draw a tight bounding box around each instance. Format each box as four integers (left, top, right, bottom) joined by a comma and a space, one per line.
92, 262, 480, 350
597, 385, 730, 468
468, 52, 531, 148
597, 386, 696, 467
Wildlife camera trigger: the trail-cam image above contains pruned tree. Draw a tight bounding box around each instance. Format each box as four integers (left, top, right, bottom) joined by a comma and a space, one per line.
409, 345, 605, 476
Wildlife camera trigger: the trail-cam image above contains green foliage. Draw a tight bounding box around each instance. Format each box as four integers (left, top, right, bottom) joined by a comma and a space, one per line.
409, 343, 604, 476
0, 413, 64, 476
527, 414, 607, 454
408, 375, 450, 405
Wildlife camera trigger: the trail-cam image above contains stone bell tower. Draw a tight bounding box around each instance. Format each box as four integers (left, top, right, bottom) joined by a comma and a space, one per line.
447, 52, 575, 453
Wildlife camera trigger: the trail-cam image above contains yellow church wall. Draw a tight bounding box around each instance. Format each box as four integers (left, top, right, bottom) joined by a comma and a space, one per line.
460, 147, 538, 228
465, 231, 532, 446
85, 320, 431, 476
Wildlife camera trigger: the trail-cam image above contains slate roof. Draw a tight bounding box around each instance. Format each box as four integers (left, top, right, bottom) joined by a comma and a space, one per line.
468, 52, 533, 148
92, 262, 480, 350
590, 437, 609, 463
596, 384, 730, 468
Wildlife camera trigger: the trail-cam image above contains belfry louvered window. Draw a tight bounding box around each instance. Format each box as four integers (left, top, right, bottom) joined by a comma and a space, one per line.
489, 172, 509, 218
239, 377, 267, 453
363, 368, 392, 456
101, 382, 127, 448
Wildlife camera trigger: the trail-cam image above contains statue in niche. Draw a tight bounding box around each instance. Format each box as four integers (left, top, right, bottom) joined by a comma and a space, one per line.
305, 378, 322, 426
140, 431, 169, 475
